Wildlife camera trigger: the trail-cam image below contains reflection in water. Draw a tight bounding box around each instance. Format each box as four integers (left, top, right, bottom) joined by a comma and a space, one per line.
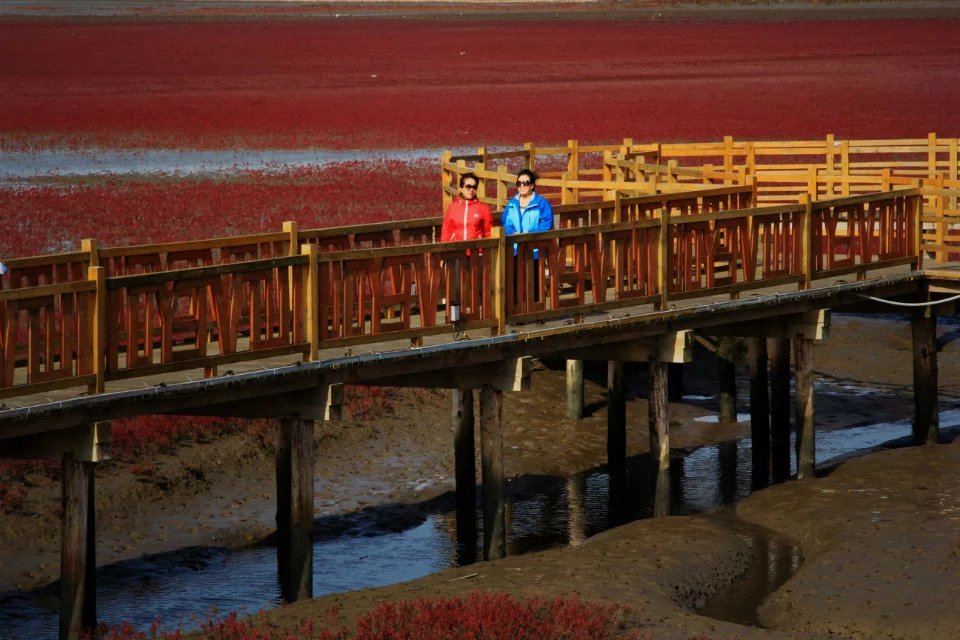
3, 410, 959, 638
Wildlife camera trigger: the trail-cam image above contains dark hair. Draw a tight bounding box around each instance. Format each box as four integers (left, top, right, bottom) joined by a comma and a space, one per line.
517, 168, 537, 186
459, 172, 479, 188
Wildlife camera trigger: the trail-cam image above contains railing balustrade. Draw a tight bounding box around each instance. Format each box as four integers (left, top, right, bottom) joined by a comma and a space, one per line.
0, 188, 924, 400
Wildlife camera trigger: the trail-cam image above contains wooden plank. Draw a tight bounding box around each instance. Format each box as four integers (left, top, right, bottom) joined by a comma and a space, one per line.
104, 343, 309, 382
98, 231, 289, 259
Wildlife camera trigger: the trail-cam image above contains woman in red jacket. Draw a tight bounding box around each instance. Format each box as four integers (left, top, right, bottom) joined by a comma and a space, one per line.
441, 172, 492, 242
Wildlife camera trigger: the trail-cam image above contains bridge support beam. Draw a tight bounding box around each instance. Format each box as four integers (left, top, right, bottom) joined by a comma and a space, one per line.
276, 417, 314, 602
452, 389, 477, 562
912, 306, 939, 445
60, 457, 96, 640
748, 337, 770, 489
648, 362, 670, 517
768, 337, 791, 484
479, 386, 505, 561
794, 337, 816, 480
566, 359, 584, 419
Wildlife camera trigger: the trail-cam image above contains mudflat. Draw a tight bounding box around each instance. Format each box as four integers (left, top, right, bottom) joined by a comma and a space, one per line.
2, 314, 958, 638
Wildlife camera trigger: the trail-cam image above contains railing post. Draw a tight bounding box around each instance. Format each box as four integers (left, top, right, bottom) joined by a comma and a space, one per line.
825, 133, 836, 196
496, 164, 509, 210
667, 159, 678, 184
800, 193, 813, 290
657, 205, 669, 310
912, 181, 924, 270
723, 135, 734, 184
932, 174, 945, 263
476, 146, 487, 198
807, 166, 818, 199
928, 132, 938, 179
283, 221, 299, 319
87, 267, 105, 396
81, 239, 99, 269
524, 142, 536, 172
567, 139, 579, 203
491, 227, 506, 336
561, 172, 574, 205
949, 137, 958, 214
840, 139, 850, 196
301, 244, 320, 361
602, 150, 614, 197
441, 150, 454, 210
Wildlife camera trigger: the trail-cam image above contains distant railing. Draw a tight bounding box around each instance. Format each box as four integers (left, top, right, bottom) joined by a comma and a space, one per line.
443, 135, 959, 260
0, 188, 923, 400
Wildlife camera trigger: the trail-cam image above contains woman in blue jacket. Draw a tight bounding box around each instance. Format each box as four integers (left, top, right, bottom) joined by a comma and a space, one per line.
501, 169, 553, 307
501, 169, 554, 238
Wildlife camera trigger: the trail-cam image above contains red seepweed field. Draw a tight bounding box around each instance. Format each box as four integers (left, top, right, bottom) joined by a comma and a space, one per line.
2, 11, 960, 634
1, 18, 959, 151
2, 16, 959, 259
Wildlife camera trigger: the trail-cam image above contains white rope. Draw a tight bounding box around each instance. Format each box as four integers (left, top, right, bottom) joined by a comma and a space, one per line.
855, 293, 960, 308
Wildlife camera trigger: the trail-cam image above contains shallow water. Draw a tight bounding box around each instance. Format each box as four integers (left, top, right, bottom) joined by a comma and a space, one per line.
4, 402, 958, 638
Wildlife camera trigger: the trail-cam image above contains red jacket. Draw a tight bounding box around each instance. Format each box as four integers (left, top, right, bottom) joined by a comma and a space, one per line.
442, 197, 492, 243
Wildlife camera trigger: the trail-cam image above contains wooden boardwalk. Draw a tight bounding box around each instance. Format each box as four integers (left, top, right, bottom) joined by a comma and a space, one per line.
3, 137, 960, 639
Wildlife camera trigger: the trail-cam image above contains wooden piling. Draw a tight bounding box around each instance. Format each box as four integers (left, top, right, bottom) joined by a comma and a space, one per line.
607, 361, 627, 478
747, 337, 770, 489
912, 306, 940, 445
479, 386, 505, 560
768, 338, 791, 483
607, 361, 627, 518
649, 362, 670, 517
717, 348, 737, 422
452, 389, 477, 548
566, 359, 584, 419
275, 417, 314, 602
60, 457, 95, 640
794, 338, 816, 479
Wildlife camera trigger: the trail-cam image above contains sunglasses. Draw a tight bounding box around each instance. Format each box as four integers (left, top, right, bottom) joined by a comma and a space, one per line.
516, 180, 533, 187
461, 183, 478, 189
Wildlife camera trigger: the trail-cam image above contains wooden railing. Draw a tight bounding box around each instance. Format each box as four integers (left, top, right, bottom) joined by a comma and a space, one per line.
444, 135, 959, 256
0, 188, 923, 401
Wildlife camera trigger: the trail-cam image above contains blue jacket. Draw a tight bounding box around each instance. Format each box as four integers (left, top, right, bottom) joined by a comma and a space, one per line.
501, 192, 554, 237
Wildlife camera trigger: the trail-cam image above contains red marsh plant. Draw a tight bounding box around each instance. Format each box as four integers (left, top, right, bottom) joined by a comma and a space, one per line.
0, 161, 436, 259
85, 593, 680, 639
1, 19, 957, 150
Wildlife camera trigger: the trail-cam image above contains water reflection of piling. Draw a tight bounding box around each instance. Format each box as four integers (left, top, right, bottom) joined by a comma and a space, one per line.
566, 475, 587, 546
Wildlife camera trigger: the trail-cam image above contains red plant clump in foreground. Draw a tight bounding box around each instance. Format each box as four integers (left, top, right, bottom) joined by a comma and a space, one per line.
0, 160, 437, 259
87, 594, 655, 640
1, 18, 958, 150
